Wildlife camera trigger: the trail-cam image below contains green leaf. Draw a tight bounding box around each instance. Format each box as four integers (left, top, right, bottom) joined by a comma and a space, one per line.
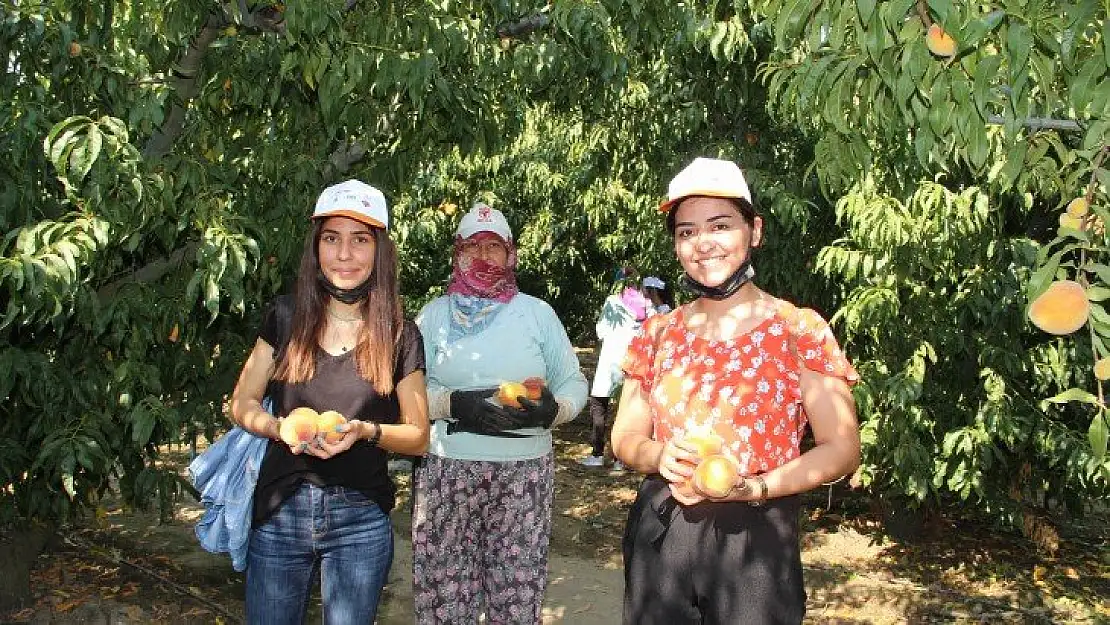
926, 0, 952, 25
1027, 250, 1063, 299
856, 0, 876, 24
1006, 23, 1032, 76
1091, 413, 1109, 458
1043, 388, 1101, 407
961, 9, 1005, 52
1088, 286, 1110, 302
68, 125, 102, 183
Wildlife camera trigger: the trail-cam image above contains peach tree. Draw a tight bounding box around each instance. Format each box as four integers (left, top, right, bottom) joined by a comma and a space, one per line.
750, 0, 1110, 528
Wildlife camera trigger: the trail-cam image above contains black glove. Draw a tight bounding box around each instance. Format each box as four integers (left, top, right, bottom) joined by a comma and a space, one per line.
515, 387, 559, 428
449, 388, 523, 436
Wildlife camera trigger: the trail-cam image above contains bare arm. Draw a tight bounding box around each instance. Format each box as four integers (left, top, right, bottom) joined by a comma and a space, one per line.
229, 338, 280, 440
610, 380, 664, 473
374, 369, 430, 455
718, 369, 860, 503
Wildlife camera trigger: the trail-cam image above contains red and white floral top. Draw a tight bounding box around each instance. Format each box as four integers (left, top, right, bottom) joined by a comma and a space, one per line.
622, 298, 859, 475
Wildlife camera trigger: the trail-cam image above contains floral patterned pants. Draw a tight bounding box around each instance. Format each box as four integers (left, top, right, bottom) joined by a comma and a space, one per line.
412, 453, 554, 624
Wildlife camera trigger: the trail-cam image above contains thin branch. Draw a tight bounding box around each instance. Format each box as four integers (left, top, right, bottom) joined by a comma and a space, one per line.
915, 0, 933, 27
96, 242, 199, 303
985, 115, 1083, 132
496, 12, 551, 39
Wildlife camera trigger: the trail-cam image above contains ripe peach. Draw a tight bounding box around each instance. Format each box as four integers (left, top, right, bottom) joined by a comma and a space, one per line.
692, 454, 740, 499
497, 381, 529, 408
925, 24, 957, 58
684, 433, 724, 460
1066, 197, 1089, 218
280, 407, 319, 447
315, 410, 347, 444
522, 377, 545, 401
1059, 213, 1085, 230
1095, 357, 1110, 381
168, 324, 180, 343
1028, 280, 1090, 336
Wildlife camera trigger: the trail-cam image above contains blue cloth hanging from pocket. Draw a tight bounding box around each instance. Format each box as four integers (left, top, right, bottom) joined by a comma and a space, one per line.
188, 406, 271, 572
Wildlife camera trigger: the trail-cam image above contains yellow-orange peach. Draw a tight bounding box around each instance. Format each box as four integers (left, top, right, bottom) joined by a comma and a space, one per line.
692, 454, 740, 499
684, 433, 724, 459
1028, 280, 1090, 336
1095, 357, 1110, 381
280, 407, 319, 447
497, 381, 529, 408
522, 377, 545, 401
1066, 197, 1090, 218
925, 24, 957, 58
1059, 213, 1085, 230
315, 410, 347, 444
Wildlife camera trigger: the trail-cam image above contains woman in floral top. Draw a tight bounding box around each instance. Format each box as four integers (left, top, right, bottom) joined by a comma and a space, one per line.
611, 157, 861, 625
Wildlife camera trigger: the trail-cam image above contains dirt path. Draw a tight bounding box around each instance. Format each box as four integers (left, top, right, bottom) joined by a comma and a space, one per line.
375, 532, 623, 625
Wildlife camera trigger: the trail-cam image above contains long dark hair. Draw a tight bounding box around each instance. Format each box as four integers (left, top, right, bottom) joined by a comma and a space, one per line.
274, 221, 403, 393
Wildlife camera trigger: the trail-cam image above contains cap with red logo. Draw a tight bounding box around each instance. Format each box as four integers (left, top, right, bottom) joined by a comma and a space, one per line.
313, 180, 389, 229
456, 201, 513, 241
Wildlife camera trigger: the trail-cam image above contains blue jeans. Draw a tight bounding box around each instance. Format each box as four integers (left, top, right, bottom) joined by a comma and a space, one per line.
246, 483, 394, 625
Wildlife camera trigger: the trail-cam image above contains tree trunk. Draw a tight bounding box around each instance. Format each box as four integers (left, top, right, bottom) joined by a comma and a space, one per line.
0, 526, 51, 613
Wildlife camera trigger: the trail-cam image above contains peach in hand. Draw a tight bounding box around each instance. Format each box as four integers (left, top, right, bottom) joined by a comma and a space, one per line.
692, 454, 741, 499
280, 407, 319, 447
522, 377, 546, 401
497, 381, 529, 409
683, 433, 724, 460
315, 410, 348, 444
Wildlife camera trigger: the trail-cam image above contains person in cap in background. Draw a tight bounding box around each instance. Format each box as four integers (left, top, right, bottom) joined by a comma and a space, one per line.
641, 275, 674, 317
579, 268, 650, 470
229, 179, 429, 624
412, 201, 588, 623
611, 158, 861, 624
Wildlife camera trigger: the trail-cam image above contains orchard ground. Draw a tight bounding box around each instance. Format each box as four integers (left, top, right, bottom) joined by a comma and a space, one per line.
2, 347, 1108, 624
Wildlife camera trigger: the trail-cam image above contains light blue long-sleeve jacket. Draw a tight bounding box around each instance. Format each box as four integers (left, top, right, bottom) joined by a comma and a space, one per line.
418, 293, 588, 461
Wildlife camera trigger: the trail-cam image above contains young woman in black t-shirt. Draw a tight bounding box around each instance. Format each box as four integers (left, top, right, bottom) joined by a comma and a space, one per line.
229, 180, 429, 625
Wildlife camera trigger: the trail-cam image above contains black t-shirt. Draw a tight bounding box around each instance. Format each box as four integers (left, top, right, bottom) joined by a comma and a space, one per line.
251, 295, 425, 525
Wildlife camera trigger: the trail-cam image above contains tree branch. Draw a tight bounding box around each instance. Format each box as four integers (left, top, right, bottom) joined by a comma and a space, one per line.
496, 12, 550, 39
96, 242, 199, 303
985, 115, 1083, 132
142, 4, 285, 160
142, 11, 229, 159
915, 0, 933, 28
324, 139, 368, 178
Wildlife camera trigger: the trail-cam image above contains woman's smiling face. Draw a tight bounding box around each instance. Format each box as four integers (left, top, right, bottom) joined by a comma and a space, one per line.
672, 196, 762, 288
317, 216, 377, 289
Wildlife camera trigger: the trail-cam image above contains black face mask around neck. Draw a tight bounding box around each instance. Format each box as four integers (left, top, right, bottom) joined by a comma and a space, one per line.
317, 269, 373, 304
680, 258, 755, 301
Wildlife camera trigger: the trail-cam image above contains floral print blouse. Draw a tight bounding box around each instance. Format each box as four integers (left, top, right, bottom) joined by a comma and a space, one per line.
622, 298, 859, 475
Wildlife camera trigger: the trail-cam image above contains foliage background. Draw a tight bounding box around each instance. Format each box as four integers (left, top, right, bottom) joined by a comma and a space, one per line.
2, 0, 1108, 542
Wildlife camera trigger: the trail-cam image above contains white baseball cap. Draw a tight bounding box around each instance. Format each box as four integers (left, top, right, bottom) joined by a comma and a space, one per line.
313, 180, 389, 229
658, 157, 753, 213
456, 201, 513, 241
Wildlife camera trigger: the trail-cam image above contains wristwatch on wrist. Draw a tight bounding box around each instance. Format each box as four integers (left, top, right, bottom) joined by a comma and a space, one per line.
366, 421, 382, 447
747, 475, 769, 507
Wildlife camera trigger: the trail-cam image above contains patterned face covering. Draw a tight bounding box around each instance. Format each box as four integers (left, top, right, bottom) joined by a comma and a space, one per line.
446, 232, 519, 303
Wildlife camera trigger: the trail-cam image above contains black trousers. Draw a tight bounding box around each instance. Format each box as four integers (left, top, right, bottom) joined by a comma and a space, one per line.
587, 395, 611, 456
622, 476, 806, 625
